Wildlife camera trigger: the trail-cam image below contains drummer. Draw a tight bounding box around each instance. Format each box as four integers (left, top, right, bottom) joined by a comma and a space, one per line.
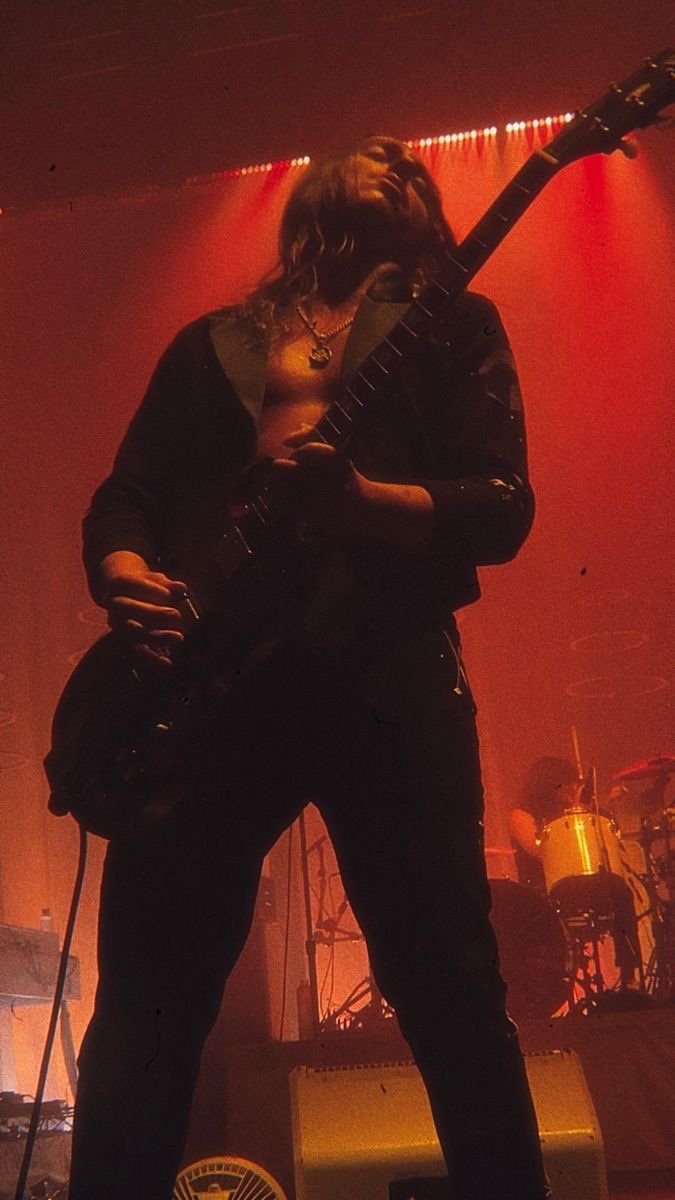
509, 756, 640, 987
508, 757, 583, 893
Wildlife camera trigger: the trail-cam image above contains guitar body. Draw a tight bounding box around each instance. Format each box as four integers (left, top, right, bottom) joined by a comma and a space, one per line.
45, 461, 317, 840
45, 632, 190, 839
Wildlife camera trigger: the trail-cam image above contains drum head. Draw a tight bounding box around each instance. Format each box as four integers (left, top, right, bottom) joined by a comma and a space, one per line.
489, 879, 568, 1020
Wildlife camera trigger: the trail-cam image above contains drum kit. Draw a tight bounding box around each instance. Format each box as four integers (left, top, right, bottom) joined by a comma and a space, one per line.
302, 749, 674, 1032
491, 752, 675, 1019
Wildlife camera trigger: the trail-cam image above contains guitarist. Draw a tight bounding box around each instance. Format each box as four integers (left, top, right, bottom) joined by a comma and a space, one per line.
69, 137, 551, 1200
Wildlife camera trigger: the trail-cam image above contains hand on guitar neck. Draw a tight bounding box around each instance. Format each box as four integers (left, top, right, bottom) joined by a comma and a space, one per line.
271, 423, 435, 548
96, 550, 188, 670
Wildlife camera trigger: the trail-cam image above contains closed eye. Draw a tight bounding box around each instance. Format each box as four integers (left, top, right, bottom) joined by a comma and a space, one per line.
363, 146, 389, 163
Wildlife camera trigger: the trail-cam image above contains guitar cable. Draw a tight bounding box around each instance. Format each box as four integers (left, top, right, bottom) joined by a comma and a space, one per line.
13, 824, 88, 1200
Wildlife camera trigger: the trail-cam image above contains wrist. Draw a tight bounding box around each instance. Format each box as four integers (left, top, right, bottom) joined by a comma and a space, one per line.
95, 550, 150, 602
349, 477, 435, 549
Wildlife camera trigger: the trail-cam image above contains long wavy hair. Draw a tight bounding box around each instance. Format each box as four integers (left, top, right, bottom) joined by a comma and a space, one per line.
238, 137, 458, 339
521, 757, 580, 819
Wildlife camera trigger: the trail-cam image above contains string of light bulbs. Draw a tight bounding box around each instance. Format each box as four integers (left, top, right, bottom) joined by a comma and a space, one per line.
0, 113, 576, 218
195, 112, 575, 183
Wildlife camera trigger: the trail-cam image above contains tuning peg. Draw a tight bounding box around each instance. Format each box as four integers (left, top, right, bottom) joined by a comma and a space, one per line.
616, 137, 638, 159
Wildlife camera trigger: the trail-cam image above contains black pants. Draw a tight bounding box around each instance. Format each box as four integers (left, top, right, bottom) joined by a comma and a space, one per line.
68, 626, 550, 1200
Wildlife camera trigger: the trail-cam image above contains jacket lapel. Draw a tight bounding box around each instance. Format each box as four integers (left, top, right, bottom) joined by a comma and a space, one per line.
341, 293, 412, 385
208, 309, 269, 428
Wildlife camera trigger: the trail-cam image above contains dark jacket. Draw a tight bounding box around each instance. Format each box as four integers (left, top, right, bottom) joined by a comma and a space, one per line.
82, 283, 534, 628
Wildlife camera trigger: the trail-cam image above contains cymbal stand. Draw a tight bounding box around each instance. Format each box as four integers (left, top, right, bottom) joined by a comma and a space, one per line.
639, 932, 659, 994
314, 896, 391, 1033
638, 816, 674, 998
298, 820, 388, 1034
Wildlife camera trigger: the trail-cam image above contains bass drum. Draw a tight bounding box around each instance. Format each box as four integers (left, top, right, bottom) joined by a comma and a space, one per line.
489, 879, 568, 1020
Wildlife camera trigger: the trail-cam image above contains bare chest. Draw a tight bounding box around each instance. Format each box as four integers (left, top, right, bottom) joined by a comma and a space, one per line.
257, 326, 351, 460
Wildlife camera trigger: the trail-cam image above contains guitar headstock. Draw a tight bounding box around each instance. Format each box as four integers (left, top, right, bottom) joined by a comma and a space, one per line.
547, 48, 674, 166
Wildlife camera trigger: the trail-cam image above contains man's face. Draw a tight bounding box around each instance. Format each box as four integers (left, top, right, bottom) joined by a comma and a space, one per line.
341, 137, 436, 245
560, 778, 584, 809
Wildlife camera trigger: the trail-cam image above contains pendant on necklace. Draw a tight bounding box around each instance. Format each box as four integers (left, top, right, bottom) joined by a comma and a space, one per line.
308, 343, 332, 368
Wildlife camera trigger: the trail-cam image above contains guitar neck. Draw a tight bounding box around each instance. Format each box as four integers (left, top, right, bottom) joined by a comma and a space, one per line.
307, 45, 675, 455
310, 149, 562, 447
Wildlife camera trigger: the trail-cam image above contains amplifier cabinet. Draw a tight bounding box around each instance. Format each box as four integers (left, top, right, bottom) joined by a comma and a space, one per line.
290, 1051, 607, 1200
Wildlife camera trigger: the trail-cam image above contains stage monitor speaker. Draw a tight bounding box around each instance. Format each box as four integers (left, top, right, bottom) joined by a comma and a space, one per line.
290, 1052, 608, 1200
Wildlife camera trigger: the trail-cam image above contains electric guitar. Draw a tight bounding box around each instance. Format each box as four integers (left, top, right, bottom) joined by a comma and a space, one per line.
44, 50, 675, 839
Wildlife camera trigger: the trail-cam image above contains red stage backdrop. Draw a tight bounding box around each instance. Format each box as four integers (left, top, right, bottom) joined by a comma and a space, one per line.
0, 130, 673, 1092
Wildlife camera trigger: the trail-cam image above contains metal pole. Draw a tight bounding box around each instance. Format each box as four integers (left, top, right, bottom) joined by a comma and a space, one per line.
297, 809, 321, 1037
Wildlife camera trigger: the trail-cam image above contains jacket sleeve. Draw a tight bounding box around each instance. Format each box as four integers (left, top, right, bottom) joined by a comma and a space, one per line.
81, 323, 204, 598
416, 293, 534, 565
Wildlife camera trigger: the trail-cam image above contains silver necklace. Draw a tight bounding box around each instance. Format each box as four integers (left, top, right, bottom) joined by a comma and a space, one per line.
295, 302, 355, 369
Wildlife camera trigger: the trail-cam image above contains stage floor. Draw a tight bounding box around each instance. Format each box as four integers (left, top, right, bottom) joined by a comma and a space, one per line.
184, 1004, 675, 1198
608, 1169, 675, 1199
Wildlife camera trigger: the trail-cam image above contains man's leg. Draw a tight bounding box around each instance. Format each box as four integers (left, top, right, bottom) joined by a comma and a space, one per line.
320, 627, 551, 1200
68, 805, 266, 1200
69, 643, 318, 1200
